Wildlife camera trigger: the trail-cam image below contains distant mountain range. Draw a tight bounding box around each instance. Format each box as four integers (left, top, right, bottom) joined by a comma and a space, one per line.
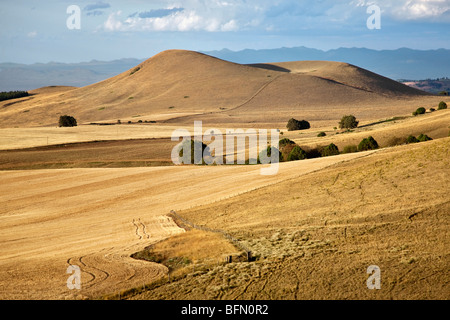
0, 47, 449, 92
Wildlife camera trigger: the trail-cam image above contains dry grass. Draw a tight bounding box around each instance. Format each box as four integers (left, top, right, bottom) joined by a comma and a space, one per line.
0, 50, 447, 129
0, 50, 448, 300
132, 138, 450, 300
133, 229, 242, 267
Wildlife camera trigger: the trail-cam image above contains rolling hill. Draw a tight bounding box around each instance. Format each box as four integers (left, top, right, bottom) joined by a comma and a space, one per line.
0, 49, 442, 129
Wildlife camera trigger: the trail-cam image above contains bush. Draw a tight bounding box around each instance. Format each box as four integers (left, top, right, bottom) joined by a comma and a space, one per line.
258, 146, 282, 164
0, 90, 29, 102
59, 115, 77, 127
438, 101, 448, 110
179, 140, 209, 164
342, 145, 358, 154
406, 135, 419, 144
130, 67, 141, 75
438, 91, 448, 96
338, 115, 359, 130
287, 146, 307, 161
413, 107, 426, 116
279, 138, 296, 149
321, 143, 340, 157
317, 132, 326, 137
286, 118, 311, 131
429, 108, 435, 112
417, 134, 432, 142
358, 136, 379, 151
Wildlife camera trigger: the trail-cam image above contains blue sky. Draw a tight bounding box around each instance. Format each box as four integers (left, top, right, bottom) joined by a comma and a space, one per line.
1, 0, 449, 64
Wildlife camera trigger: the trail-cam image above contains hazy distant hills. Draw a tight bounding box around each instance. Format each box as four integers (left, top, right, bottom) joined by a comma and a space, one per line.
0, 58, 144, 91
0, 47, 448, 92
203, 47, 450, 81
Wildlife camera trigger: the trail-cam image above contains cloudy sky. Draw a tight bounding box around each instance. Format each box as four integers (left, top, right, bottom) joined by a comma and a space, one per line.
1, 0, 449, 63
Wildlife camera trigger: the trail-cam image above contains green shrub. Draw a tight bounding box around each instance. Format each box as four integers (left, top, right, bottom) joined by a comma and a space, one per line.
438, 101, 448, 110
417, 134, 432, 142
358, 136, 379, 151
321, 143, 340, 157
342, 145, 358, 154
258, 146, 282, 164
279, 138, 296, 149
406, 135, 419, 144
317, 132, 326, 137
179, 140, 209, 164
286, 118, 311, 131
413, 107, 426, 116
287, 146, 307, 161
303, 146, 321, 159
130, 67, 141, 75
338, 115, 359, 130
58, 115, 77, 127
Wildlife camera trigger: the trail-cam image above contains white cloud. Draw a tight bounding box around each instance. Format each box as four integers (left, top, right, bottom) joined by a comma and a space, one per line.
352, 0, 450, 21
27, 31, 38, 38
102, 0, 259, 32
102, 0, 450, 33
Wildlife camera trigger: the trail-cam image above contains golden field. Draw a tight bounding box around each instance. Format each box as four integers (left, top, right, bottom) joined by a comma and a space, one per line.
0, 50, 448, 300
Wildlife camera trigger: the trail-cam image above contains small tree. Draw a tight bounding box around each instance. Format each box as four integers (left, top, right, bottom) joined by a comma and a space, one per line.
287, 145, 307, 161
279, 138, 296, 149
258, 146, 282, 164
413, 107, 426, 116
178, 140, 209, 164
406, 135, 419, 144
438, 101, 448, 110
358, 136, 379, 151
339, 115, 359, 130
59, 115, 77, 127
417, 134, 432, 142
321, 143, 340, 157
286, 118, 311, 131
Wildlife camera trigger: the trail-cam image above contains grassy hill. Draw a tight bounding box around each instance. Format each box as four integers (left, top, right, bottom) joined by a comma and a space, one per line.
0, 50, 443, 129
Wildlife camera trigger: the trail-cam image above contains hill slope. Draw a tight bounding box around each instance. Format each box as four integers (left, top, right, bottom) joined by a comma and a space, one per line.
0, 50, 439, 128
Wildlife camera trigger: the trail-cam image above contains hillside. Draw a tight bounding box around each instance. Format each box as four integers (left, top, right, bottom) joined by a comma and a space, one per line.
0, 50, 441, 129
132, 137, 450, 300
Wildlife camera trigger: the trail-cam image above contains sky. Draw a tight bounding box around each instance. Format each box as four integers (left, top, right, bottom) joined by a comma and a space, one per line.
0, 0, 449, 64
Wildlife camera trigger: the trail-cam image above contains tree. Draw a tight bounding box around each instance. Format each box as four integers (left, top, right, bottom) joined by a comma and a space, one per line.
413, 107, 426, 116
417, 134, 432, 142
287, 145, 307, 161
321, 143, 340, 157
0, 91, 29, 102
279, 138, 296, 149
438, 101, 448, 110
358, 136, 379, 151
406, 135, 419, 144
178, 140, 209, 164
258, 146, 282, 164
59, 115, 77, 127
338, 115, 359, 130
286, 118, 311, 131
